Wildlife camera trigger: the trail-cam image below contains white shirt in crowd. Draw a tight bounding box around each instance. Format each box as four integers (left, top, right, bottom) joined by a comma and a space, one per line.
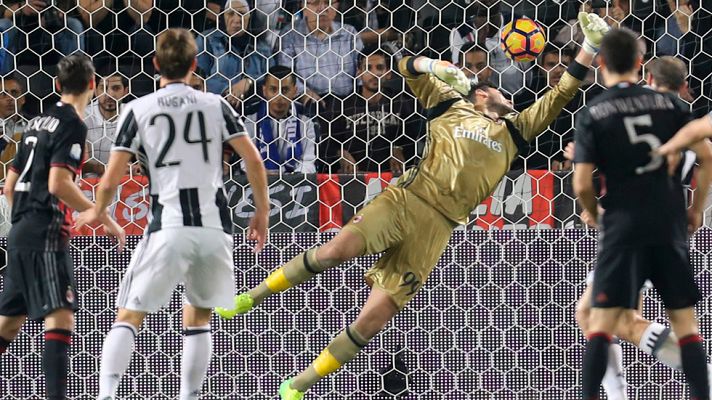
84, 101, 121, 168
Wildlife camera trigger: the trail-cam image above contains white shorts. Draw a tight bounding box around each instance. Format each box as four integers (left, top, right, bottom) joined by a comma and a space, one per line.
117, 227, 235, 312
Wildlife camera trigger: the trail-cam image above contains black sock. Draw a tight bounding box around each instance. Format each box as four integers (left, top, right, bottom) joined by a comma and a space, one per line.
582, 332, 611, 400
0, 336, 11, 354
43, 329, 72, 400
680, 334, 710, 400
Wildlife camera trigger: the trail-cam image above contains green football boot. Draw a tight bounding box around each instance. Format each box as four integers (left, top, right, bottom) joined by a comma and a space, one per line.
214, 293, 255, 319
279, 379, 305, 400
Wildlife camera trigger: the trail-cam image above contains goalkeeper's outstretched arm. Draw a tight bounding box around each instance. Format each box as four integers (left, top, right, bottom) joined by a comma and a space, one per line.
508, 12, 605, 142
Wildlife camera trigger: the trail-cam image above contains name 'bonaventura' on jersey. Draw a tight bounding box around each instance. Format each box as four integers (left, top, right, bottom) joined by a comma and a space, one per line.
396, 57, 585, 225
574, 84, 693, 247
9, 102, 87, 252
113, 83, 246, 234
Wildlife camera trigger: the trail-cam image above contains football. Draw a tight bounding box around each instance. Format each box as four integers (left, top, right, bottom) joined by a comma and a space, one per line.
500, 17, 547, 62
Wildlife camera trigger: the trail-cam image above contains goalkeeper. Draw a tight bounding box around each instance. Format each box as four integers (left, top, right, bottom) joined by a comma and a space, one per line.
219, 13, 608, 400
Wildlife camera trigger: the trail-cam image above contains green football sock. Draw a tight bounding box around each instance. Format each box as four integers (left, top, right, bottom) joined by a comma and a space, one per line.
248, 249, 328, 305
291, 324, 370, 392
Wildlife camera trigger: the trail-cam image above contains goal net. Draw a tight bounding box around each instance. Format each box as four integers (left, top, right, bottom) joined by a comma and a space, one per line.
0, 0, 711, 398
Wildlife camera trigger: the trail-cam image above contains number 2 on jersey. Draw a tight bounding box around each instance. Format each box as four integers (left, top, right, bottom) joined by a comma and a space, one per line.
152, 111, 211, 168
623, 114, 663, 175
15, 136, 38, 192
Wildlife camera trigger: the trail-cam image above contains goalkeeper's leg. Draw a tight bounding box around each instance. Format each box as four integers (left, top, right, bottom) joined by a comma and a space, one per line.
280, 287, 399, 399
217, 229, 366, 317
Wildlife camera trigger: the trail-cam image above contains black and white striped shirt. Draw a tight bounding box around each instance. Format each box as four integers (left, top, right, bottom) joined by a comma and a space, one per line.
113, 83, 246, 234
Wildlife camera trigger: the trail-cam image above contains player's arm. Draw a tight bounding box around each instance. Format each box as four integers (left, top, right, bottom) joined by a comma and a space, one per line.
4, 169, 18, 209
508, 13, 605, 141
92, 150, 132, 217
397, 56, 470, 109
228, 135, 269, 252
221, 98, 269, 252
658, 114, 712, 157
686, 139, 712, 233
573, 163, 598, 226
572, 107, 600, 225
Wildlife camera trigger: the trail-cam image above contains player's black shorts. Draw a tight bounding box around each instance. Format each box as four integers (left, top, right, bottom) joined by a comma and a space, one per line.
0, 249, 78, 320
591, 243, 701, 310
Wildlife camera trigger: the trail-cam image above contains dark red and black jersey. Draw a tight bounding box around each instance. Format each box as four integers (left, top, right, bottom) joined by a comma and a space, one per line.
8, 102, 87, 252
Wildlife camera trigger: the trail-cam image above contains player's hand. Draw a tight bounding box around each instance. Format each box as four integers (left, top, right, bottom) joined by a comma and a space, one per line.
580, 208, 599, 229
103, 216, 126, 254
687, 209, 703, 235
564, 141, 575, 161
248, 210, 268, 253
430, 60, 471, 96
664, 150, 682, 177
75, 207, 101, 230
578, 12, 610, 54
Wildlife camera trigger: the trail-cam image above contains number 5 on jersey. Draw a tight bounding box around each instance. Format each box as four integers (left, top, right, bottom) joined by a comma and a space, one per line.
624, 114, 663, 175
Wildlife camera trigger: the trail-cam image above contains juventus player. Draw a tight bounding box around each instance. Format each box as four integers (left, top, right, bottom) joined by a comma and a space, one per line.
574, 29, 712, 400
0, 54, 125, 399
76, 29, 269, 399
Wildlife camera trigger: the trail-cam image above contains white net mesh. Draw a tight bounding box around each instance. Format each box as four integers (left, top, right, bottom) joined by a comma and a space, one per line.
0, 0, 711, 398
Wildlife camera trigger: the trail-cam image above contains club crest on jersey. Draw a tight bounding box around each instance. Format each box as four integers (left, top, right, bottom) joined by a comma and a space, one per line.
70, 143, 82, 161
453, 125, 503, 152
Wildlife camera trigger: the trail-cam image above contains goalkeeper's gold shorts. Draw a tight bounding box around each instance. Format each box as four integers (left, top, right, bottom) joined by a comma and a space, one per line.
342, 186, 456, 309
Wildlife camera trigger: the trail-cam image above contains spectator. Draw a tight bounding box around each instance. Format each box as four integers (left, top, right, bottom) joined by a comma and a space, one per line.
3, 0, 85, 71
512, 45, 601, 171
0, 7, 14, 74
277, 0, 364, 101
655, 0, 694, 56
78, 0, 154, 73
147, 0, 223, 34
0, 74, 27, 180
189, 69, 207, 92
323, 48, 420, 174
458, 41, 494, 84
448, 1, 528, 95
340, 0, 412, 46
243, 66, 317, 174
197, 0, 266, 96
83, 73, 129, 177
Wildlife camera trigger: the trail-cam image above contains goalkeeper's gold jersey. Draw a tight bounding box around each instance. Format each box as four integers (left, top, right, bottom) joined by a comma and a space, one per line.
396, 56, 584, 225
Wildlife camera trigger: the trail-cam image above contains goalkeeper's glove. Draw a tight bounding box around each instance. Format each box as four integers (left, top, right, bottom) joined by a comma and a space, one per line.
578, 12, 610, 54
421, 59, 471, 96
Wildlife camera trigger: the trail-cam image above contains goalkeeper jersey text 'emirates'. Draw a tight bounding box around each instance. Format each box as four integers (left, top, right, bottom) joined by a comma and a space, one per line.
113, 83, 246, 234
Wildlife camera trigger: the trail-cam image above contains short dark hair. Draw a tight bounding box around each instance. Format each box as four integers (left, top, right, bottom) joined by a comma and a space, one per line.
266, 65, 296, 85
540, 43, 560, 59
646, 56, 687, 91
468, 80, 497, 100
96, 71, 128, 88
358, 46, 393, 70
460, 41, 489, 61
56, 54, 95, 95
2, 73, 27, 94
599, 28, 640, 74
156, 28, 198, 80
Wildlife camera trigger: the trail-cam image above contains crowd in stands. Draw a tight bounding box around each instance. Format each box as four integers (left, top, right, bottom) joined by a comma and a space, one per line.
0, 0, 710, 178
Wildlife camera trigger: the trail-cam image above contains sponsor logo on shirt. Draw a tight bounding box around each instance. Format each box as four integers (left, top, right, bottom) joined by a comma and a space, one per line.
454, 125, 503, 152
